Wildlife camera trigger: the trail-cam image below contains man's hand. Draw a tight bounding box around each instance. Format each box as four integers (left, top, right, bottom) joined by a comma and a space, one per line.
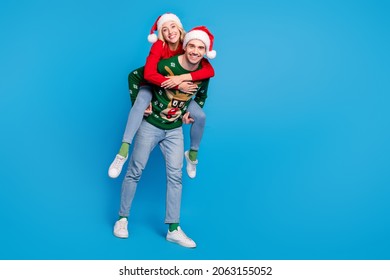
144, 103, 152, 117
182, 112, 194, 124
178, 82, 198, 94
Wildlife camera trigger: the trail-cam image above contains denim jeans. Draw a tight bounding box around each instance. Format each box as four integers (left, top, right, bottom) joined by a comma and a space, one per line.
187, 100, 206, 151
122, 86, 206, 151
122, 86, 152, 144
119, 120, 184, 224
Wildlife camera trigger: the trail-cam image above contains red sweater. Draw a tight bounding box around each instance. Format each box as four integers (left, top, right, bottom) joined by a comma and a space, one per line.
144, 40, 215, 86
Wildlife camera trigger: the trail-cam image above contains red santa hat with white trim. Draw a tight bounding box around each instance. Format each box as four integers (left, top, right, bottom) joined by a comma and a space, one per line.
147, 13, 183, 43
182, 26, 216, 59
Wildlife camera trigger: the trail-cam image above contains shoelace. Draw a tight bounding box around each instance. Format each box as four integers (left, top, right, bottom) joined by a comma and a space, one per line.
118, 220, 127, 230
176, 229, 191, 241
113, 156, 125, 169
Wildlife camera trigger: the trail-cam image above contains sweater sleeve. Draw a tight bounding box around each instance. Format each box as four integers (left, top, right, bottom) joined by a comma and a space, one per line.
193, 79, 210, 108
190, 58, 215, 81
128, 66, 145, 105
144, 40, 169, 86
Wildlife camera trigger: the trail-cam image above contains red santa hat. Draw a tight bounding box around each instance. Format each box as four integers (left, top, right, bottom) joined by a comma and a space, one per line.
147, 13, 183, 43
182, 26, 216, 59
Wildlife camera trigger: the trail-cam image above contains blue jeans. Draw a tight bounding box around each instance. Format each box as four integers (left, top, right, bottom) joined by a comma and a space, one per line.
187, 100, 206, 151
122, 86, 206, 151
119, 120, 184, 223
122, 86, 152, 144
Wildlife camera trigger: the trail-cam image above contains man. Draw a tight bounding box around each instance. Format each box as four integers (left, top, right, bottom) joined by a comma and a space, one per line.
113, 26, 216, 248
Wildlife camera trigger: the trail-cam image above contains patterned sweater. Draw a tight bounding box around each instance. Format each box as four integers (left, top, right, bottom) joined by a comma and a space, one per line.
145, 55, 209, 130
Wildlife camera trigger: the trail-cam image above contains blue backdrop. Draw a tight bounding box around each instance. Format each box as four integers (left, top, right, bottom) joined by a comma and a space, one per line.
1, 0, 389, 260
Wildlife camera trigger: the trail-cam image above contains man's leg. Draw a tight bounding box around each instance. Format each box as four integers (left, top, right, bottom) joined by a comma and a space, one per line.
114, 120, 162, 238
160, 126, 196, 248
160, 127, 184, 224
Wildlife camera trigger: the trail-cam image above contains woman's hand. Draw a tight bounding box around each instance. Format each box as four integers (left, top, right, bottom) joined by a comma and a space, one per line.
161, 73, 192, 89
161, 76, 184, 88
178, 82, 198, 94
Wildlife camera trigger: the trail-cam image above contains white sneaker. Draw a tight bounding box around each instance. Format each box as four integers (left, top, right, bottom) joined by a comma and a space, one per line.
166, 226, 196, 248
113, 218, 128, 238
108, 154, 128, 178
184, 151, 198, 179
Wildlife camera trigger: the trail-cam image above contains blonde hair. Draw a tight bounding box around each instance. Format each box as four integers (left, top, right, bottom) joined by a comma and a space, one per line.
157, 23, 186, 43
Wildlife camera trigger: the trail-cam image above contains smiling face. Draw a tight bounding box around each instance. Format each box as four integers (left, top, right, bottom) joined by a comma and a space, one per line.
183, 39, 206, 66
160, 21, 181, 45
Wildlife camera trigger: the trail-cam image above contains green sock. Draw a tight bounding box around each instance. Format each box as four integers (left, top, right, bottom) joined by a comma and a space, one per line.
169, 223, 179, 232
119, 142, 130, 157
189, 150, 198, 162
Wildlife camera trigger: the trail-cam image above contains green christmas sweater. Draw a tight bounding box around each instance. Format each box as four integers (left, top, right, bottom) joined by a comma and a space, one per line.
129, 55, 209, 130
128, 67, 146, 105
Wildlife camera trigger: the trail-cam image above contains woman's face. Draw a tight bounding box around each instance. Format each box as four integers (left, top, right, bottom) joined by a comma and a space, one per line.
161, 21, 181, 44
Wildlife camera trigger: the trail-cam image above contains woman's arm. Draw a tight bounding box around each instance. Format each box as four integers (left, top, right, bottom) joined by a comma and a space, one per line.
143, 40, 171, 86
161, 58, 215, 89
128, 66, 146, 105
190, 58, 215, 81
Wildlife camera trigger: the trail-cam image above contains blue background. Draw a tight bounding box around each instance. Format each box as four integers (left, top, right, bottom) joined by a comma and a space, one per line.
1, 0, 389, 260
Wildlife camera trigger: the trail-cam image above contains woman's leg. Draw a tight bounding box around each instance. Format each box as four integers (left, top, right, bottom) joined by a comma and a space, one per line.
108, 86, 152, 179
122, 86, 152, 145
184, 100, 206, 178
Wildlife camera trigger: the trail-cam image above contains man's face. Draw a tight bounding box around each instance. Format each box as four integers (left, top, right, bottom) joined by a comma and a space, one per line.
183, 39, 206, 65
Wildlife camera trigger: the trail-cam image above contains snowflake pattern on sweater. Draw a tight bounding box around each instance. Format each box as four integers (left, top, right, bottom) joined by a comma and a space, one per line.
145, 55, 209, 130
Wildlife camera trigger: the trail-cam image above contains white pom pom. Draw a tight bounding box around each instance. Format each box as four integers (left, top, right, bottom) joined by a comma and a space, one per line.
207, 50, 216, 59
148, 34, 158, 43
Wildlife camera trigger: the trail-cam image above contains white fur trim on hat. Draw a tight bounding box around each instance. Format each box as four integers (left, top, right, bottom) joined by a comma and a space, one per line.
207, 50, 216, 59
157, 13, 182, 31
148, 33, 158, 43
183, 29, 216, 59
